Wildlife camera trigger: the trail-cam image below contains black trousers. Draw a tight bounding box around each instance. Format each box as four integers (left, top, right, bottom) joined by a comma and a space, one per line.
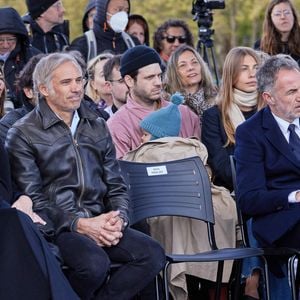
56, 227, 166, 300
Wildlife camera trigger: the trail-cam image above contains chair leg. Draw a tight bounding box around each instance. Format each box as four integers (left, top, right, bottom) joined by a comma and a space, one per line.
231, 259, 243, 300
163, 261, 170, 300
262, 256, 270, 300
155, 275, 160, 300
288, 255, 298, 300
214, 260, 224, 300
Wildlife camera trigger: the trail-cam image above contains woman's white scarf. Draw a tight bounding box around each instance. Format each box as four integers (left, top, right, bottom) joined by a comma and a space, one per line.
228, 88, 258, 130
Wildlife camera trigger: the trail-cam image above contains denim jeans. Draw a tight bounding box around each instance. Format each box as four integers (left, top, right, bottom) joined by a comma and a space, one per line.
242, 218, 293, 299
56, 227, 165, 300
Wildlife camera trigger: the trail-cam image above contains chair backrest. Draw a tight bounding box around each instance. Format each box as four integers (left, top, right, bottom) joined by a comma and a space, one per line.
119, 156, 215, 226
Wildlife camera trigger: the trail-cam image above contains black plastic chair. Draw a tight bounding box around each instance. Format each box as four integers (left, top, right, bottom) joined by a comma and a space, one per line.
119, 156, 270, 300
230, 155, 300, 300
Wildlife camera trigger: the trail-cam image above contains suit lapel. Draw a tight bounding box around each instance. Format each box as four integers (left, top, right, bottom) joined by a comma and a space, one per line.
262, 107, 300, 168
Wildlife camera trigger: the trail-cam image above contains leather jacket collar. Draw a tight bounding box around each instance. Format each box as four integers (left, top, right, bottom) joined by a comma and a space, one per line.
37, 97, 98, 130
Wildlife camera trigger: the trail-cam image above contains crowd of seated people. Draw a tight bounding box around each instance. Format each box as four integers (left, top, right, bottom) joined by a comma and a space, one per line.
1, 0, 300, 299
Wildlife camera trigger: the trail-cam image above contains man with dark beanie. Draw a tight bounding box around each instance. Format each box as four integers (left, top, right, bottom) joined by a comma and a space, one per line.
107, 45, 200, 159
24, 0, 69, 53
69, 0, 139, 62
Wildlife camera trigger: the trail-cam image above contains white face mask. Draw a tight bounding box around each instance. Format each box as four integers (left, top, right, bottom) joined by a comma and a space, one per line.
107, 11, 128, 33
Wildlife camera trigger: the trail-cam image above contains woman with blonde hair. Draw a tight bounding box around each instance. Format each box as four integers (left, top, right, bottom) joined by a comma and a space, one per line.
202, 46, 264, 299
255, 0, 300, 64
202, 46, 264, 191
85, 52, 114, 108
164, 45, 216, 119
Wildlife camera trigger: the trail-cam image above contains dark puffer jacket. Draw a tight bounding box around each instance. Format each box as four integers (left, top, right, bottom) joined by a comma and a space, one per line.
69, 0, 139, 61
0, 7, 40, 108
6, 98, 129, 237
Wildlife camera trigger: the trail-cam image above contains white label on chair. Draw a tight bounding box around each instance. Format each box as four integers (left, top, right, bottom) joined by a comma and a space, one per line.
146, 166, 168, 176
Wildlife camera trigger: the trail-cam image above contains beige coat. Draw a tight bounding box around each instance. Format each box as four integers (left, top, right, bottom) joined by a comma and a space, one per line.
124, 137, 238, 300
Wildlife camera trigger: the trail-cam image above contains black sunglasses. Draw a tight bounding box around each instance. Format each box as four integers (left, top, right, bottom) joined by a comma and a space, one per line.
162, 35, 187, 44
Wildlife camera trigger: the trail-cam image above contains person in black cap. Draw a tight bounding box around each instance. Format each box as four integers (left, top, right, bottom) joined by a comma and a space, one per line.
69, 0, 139, 62
107, 45, 200, 159
24, 0, 69, 53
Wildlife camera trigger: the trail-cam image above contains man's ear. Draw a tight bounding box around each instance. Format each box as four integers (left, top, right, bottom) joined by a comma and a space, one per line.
124, 75, 134, 88
262, 91, 274, 106
39, 84, 49, 97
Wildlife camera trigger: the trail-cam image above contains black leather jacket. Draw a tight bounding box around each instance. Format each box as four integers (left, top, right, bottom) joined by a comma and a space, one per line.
6, 98, 129, 237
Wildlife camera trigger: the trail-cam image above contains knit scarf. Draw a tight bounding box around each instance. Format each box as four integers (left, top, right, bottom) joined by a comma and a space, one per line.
184, 88, 213, 117
228, 89, 258, 130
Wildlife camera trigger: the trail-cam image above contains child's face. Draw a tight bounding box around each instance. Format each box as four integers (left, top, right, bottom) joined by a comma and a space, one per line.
141, 130, 151, 144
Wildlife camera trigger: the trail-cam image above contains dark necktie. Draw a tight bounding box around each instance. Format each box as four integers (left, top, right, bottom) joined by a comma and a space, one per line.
288, 124, 300, 161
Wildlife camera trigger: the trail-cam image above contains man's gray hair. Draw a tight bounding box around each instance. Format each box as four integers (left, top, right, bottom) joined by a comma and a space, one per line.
33, 52, 83, 95
256, 54, 300, 93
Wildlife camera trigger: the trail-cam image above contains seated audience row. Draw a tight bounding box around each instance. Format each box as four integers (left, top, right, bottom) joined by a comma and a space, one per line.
2, 0, 300, 298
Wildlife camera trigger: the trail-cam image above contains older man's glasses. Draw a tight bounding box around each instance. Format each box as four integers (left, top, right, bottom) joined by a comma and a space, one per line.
0, 37, 17, 45
162, 35, 187, 44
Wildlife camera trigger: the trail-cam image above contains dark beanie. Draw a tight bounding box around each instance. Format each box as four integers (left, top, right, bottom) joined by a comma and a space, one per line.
26, 0, 58, 19
120, 45, 161, 77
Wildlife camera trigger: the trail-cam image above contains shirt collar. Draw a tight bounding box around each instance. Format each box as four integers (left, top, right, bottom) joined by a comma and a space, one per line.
70, 110, 80, 137
272, 113, 300, 134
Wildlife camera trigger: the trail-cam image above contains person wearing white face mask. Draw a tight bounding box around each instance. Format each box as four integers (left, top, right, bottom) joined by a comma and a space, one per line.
69, 0, 139, 62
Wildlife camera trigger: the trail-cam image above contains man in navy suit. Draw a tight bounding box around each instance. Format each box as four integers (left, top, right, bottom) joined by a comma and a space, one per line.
235, 54, 300, 249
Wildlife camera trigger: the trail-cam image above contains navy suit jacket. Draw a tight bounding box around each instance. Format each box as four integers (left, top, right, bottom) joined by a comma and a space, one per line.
235, 106, 300, 246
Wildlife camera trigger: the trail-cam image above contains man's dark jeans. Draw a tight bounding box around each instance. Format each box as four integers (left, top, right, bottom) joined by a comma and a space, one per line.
56, 227, 165, 300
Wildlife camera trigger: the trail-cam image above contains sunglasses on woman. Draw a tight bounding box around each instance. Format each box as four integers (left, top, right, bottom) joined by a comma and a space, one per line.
162, 35, 187, 44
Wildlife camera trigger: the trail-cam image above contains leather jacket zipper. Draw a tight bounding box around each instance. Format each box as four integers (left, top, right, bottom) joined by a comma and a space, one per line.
72, 134, 89, 217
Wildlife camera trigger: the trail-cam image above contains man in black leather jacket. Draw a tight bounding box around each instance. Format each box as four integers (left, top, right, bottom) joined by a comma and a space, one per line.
6, 52, 165, 300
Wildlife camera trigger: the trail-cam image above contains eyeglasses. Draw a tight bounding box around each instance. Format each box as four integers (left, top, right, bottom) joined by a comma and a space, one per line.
109, 78, 125, 84
272, 10, 292, 18
0, 37, 17, 45
162, 35, 187, 44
